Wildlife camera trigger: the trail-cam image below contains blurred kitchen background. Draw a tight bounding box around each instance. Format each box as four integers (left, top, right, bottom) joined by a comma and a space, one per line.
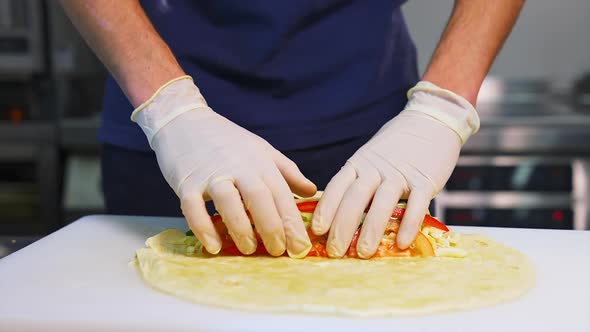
1, 0, 589, 257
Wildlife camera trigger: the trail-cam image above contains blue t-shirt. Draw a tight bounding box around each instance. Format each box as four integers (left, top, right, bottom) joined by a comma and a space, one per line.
99, 0, 419, 152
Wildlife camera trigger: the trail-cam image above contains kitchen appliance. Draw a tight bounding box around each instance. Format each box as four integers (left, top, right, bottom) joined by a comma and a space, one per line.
0, 0, 106, 240
438, 156, 589, 230
0, 215, 589, 332
438, 79, 590, 230
0, 0, 59, 235
572, 72, 590, 107
0, 0, 44, 76
0, 0, 46, 122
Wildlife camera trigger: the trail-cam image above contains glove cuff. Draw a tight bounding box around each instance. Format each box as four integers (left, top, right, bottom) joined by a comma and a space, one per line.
405, 81, 480, 145
131, 75, 211, 147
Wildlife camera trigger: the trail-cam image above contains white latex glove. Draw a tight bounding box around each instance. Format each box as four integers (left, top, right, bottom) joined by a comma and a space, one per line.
311, 81, 480, 258
131, 76, 317, 257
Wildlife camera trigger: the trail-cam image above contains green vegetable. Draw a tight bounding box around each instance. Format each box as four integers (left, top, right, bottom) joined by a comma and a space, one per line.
300, 212, 313, 227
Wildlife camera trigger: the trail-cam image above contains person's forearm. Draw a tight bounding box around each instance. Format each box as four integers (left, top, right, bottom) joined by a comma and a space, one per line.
60, 0, 185, 107
422, 0, 525, 105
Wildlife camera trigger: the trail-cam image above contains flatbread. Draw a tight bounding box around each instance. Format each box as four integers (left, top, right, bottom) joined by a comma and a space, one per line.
135, 229, 535, 316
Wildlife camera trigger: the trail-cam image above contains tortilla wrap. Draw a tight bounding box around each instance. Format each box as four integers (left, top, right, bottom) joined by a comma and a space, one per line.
135, 229, 535, 316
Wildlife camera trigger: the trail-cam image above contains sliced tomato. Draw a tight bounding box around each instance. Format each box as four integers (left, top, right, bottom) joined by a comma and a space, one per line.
390, 208, 449, 232
219, 240, 270, 256
201, 203, 446, 258
296, 200, 319, 213
306, 228, 328, 257
346, 229, 361, 258
205, 214, 268, 256
307, 242, 328, 257
219, 245, 241, 256
411, 232, 435, 257
295, 200, 449, 232
391, 207, 405, 220
422, 215, 449, 232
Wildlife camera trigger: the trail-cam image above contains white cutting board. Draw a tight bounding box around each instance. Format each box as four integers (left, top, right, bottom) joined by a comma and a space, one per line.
1, 215, 589, 332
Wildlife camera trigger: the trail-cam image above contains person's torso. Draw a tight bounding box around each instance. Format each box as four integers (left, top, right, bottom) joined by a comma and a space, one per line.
100, 0, 419, 151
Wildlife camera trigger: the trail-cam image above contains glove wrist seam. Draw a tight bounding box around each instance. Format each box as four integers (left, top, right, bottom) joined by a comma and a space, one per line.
130, 75, 193, 122
130, 75, 212, 148
398, 108, 464, 145
406, 81, 480, 144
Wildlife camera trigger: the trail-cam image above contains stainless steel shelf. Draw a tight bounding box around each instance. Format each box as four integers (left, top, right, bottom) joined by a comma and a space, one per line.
0, 0, 44, 76
436, 192, 573, 208
464, 101, 590, 155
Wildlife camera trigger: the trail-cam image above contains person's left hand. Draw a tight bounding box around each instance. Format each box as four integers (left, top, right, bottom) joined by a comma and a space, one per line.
311, 81, 480, 258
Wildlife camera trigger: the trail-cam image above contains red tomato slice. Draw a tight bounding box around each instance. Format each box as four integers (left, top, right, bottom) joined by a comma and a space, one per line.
422, 215, 449, 232
346, 229, 361, 258
297, 202, 449, 232
390, 208, 449, 232
307, 242, 328, 257
391, 207, 405, 219
206, 214, 260, 256
296, 200, 319, 213
204, 202, 448, 257
306, 228, 328, 257
219, 245, 241, 256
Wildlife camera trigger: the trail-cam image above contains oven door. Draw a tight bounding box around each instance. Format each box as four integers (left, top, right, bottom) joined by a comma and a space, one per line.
436, 156, 590, 230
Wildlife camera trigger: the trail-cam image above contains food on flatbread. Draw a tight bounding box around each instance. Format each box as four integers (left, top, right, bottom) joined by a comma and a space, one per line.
185, 197, 464, 258
135, 196, 535, 316
136, 231, 534, 316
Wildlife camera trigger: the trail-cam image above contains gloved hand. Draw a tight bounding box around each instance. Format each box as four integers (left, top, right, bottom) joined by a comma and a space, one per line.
311, 81, 480, 258
132, 76, 317, 257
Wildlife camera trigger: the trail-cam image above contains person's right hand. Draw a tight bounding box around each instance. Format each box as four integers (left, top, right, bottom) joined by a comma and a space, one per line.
132, 76, 317, 257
